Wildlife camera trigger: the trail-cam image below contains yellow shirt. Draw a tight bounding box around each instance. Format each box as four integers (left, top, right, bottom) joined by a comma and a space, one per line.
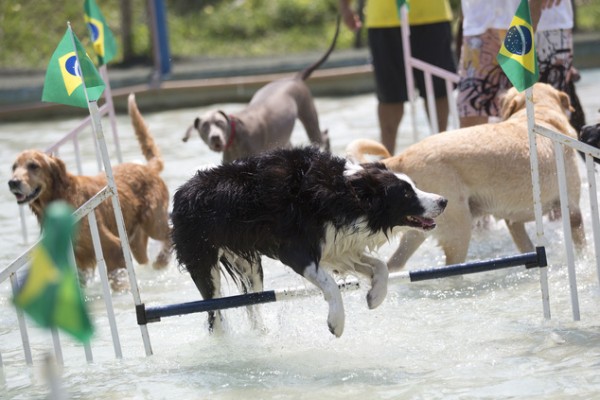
365, 0, 453, 28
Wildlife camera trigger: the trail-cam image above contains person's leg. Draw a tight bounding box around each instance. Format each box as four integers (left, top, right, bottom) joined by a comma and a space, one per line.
457, 29, 508, 127
411, 22, 456, 133
378, 102, 404, 154
536, 28, 585, 132
435, 97, 449, 132
419, 96, 451, 132
368, 28, 408, 153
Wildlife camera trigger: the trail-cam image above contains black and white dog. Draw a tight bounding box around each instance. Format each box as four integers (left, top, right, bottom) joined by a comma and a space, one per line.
579, 122, 600, 163
171, 147, 447, 337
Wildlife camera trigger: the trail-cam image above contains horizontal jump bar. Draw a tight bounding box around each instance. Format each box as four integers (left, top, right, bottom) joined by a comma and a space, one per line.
137, 247, 546, 325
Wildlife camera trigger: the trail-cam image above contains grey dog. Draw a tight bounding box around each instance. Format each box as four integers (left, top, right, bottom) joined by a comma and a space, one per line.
182, 18, 340, 163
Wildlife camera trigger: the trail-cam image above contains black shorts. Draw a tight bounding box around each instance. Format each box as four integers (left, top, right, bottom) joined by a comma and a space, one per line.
368, 22, 456, 103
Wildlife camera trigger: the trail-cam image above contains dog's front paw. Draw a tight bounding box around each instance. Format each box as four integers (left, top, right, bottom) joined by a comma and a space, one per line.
367, 284, 387, 309
152, 249, 171, 270
328, 316, 344, 338
327, 307, 345, 337
108, 268, 130, 293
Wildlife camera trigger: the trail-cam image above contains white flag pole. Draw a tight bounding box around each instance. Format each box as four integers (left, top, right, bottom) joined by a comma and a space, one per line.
399, 4, 419, 143
66, 22, 154, 356
524, 86, 551, 320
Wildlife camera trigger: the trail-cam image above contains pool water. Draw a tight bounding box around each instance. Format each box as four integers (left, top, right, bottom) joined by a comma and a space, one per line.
1, 69, 600, 399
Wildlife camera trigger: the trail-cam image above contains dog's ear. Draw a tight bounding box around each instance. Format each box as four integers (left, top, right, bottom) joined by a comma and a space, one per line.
500, 89, 522, 120
559, 91, 574, 113
194, 117, 201, 129
47, 155, 68, 187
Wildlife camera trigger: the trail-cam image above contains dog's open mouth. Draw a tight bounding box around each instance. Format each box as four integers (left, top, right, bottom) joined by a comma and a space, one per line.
406, 215, 436, 231
210, 143, 224, 152
11, 186, 41, 204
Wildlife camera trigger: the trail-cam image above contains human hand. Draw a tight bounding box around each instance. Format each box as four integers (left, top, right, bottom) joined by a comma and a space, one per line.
338, 0, 362, 31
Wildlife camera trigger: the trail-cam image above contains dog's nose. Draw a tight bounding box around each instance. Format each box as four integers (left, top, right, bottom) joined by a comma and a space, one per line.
8, 179, 20, 191
439, 197, 448, 209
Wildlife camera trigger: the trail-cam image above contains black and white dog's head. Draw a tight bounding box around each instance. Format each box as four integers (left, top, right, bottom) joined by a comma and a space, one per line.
342, 161, 446, 234
170, 146, 447, 337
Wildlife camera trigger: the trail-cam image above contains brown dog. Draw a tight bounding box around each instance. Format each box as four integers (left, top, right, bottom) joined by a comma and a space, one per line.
8, 94, 171, 290
346, 83, 585, 269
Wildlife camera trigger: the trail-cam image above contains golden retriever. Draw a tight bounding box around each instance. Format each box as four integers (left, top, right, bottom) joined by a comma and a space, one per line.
346, 82, 585, 269
8, 94, 171, 290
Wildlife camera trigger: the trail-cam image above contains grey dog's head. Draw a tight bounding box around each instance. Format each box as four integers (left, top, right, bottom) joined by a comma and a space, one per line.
182, 110, 231, 153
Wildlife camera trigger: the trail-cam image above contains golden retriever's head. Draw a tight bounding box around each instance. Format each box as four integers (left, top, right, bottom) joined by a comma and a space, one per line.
500, 82, 572, 121
8, 150, 67, 205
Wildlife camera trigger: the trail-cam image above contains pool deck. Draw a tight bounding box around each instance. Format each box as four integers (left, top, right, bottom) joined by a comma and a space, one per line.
0, 31, 598, 122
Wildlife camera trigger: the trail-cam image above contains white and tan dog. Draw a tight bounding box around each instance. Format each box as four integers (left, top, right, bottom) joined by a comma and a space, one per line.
347, 82, 585, 269
182, 19, 340, 163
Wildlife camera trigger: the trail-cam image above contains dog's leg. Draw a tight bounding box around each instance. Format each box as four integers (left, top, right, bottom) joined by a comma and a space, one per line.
152, 238, 172, 270
279, 241, 344, 336
354, 254, 388, 309
320, 129, 330, 152
302, 262, 345, 337
565, 161, 586, 252
233, 256, 265, 332
145, 208, 172, 269
188, 260, 223, 334
388, 230, 427, 271
436, 206, 473, 265
96, 224, 131, 292
505, 220, 535, 253
129, 228, 150, 265
569, 207, 586, 251
296, 89, 329, 150
208, 266, 224, 333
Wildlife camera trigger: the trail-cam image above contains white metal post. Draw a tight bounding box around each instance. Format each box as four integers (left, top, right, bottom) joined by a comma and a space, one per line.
525, 87, 551, 319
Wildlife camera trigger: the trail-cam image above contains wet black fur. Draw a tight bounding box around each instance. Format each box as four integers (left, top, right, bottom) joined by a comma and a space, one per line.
170, 146, 427, 322
578, 123, 600, 164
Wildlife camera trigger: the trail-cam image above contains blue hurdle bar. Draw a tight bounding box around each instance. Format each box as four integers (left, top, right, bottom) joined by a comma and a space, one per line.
137, 247, 547, 325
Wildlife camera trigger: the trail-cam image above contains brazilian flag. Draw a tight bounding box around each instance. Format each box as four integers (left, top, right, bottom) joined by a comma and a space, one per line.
496, 0, 539, 92
84, 0, 118, 65
14, 202, 94, 343
41, 26, 105, 108
396, 0, 409, 17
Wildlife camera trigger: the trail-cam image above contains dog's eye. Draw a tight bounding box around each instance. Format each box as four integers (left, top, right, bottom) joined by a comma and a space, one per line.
26, 162, 39, 171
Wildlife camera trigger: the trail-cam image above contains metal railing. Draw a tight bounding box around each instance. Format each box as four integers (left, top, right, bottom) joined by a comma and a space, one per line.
525, 91, 600, 319
1, 67, 153, 370
400, 5, 460, 141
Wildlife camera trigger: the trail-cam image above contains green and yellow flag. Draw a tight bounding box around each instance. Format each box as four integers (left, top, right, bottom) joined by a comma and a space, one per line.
84, 0, 118, 65
41, 26, 105, 108
496, 0, 539, 92
396, 0, 409, 16
14, 201, 94, 343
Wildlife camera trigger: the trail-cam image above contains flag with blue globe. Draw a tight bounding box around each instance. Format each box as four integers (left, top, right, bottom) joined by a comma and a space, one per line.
497, 0, 539, 92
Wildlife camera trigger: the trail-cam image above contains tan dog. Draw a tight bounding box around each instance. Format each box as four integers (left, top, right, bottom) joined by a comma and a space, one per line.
8, 94, 171, 290
182, 18, 340, 163
346, 83, 585, 269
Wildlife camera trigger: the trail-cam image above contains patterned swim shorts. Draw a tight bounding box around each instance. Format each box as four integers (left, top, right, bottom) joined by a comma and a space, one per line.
457, 28, 573, 118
